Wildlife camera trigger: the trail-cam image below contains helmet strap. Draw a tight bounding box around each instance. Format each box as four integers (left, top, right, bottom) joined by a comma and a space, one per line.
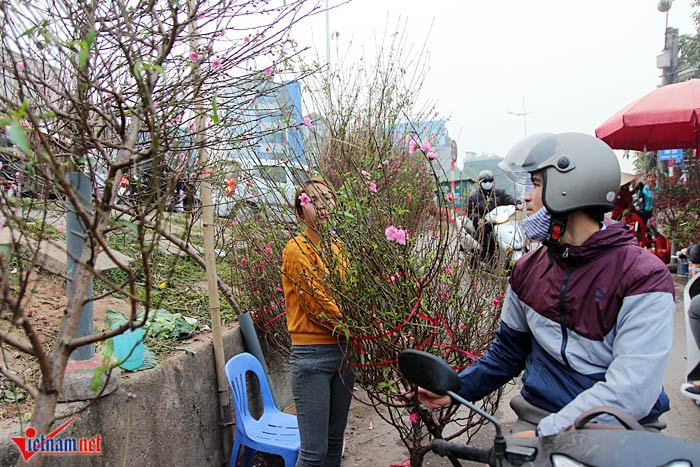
539, 214, 567, 279
548, 214, 567, 243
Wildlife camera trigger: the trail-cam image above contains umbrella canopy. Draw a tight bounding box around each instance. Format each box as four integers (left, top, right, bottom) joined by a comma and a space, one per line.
595, 79, 700, 151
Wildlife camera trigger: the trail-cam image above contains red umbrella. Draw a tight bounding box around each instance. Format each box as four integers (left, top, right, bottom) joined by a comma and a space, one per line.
595, 79, 700, 151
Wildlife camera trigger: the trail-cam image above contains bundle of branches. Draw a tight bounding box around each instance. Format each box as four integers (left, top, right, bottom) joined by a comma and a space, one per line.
656, 157, 700, 247
315, 119, 508, 467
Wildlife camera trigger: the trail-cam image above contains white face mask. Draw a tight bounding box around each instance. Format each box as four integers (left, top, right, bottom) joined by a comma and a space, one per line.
480, 182, 493, 191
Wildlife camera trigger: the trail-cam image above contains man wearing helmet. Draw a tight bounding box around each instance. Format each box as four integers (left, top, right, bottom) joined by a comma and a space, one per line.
466, 169, 520, 263
416, 132, 674, 436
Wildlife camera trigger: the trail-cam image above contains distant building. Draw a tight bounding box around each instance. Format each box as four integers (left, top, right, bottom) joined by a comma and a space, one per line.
218, 79, 306, 169
214, 79, 309, 220
392, 120, 468, 206
253, 80, 305, 165
394, 120, 458, 181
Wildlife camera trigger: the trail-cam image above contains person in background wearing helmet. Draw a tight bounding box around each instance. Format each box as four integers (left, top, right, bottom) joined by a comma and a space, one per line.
414, 132, 674, 436
466, 169, 521, 263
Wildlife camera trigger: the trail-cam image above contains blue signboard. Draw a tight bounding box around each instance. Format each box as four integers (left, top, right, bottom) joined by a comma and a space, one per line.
658, 148, 684, 161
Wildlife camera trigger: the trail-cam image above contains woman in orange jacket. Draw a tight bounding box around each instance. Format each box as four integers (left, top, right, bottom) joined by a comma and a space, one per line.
281, 176, 353, 467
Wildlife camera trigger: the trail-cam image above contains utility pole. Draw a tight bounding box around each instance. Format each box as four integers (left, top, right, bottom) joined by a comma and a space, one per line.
508, 97, 530, 136
325, 0, 331, 83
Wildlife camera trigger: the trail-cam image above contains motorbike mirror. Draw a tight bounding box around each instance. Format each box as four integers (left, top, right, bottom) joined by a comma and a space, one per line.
400, 349, 507, 454
398, 350, 461, 395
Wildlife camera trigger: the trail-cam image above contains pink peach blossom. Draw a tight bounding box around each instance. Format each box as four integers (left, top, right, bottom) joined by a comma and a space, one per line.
385, 225, 407, 245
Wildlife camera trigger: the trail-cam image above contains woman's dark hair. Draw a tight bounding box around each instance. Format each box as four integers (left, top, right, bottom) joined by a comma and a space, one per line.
293, 176, 334, 218
688, 244, 700, 264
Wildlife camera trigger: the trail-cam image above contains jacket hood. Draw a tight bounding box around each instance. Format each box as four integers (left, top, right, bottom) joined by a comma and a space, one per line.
553, 220, 638, 264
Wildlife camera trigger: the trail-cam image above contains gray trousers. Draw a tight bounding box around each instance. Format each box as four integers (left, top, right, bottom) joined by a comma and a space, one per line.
290, 344, 354, 467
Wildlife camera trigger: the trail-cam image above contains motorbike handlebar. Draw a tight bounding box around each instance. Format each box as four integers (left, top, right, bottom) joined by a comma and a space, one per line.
430, 439, 493, 464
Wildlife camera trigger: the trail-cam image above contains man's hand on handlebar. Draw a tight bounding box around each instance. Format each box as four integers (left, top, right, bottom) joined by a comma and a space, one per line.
411, 387, 452, 410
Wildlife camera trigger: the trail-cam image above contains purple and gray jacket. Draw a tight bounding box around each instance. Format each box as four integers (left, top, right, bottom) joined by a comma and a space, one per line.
458, 220, 675, 436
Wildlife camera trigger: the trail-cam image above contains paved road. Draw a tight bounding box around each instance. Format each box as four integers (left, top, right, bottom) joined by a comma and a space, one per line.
662, 274, 700, 441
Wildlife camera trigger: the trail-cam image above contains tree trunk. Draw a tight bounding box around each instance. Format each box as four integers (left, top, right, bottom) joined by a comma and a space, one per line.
20, 390, 59, 467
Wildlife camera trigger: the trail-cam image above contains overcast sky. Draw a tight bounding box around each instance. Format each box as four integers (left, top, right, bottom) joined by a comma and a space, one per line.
293, 0, 696, 169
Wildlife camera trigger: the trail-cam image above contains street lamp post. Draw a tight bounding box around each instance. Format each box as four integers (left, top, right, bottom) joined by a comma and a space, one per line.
656, 1, 681, 261
657, 1, 679, 86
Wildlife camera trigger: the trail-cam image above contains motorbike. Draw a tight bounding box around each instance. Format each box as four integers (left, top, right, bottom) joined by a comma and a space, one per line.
398, 349, 700, 466
458, 205, 528, 265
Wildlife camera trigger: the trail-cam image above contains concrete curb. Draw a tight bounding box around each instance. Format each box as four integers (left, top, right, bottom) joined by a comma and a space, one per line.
0, 230, 132, 275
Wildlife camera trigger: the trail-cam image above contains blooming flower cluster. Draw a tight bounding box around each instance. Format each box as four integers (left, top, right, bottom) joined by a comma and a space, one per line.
407, 136, 438, 160
361, 169, 378, 193
385, 225, 407, 245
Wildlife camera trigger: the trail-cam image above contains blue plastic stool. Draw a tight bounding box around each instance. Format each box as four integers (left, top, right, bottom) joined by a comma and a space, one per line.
225, 353, 300, 467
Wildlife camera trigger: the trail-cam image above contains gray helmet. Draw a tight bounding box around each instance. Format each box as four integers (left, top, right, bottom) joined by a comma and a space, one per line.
499, 132, 620, 215
478, 169, 494, 183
